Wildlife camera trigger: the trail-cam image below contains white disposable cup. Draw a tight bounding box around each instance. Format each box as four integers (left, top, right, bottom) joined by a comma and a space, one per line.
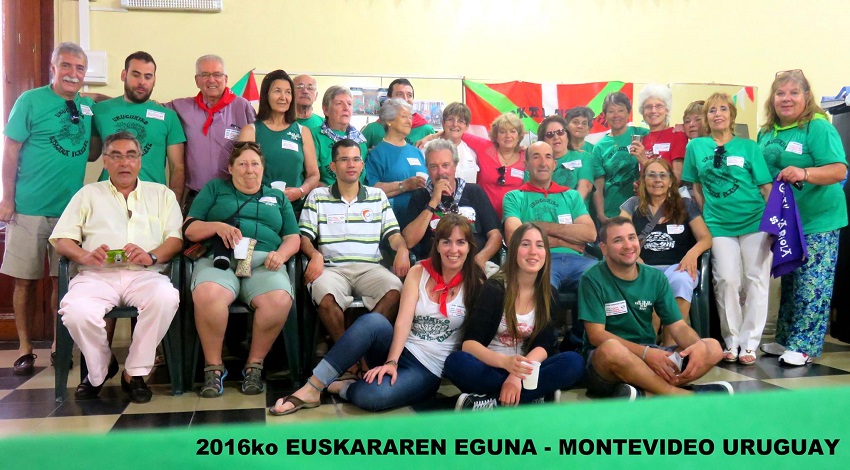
270, 181, 287, 191
233, 237, 252, 260
522, 360, 541, 390
415, 172, 428, 181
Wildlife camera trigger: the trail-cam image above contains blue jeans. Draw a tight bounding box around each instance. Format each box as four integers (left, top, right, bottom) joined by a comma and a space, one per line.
550, 252, 599, 291
443, 350, 585, 402
313, 313, 441, 412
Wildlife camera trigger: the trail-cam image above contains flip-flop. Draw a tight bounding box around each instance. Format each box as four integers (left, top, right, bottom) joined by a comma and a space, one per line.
268, 395, 320, 416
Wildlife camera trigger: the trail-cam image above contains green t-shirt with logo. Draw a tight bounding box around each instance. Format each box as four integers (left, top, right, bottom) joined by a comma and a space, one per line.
591, 126, 650, 217
297, 114, 324, 132
757, 116, 848, 234
255, 121, 309, 212
682, 136, 772, 237
361, 120, 436, 149
552, 143, 595, 193
310, 128, 368, 185
578, 262, 682, 354
502, 188, 589, 255
187, 178, 298, 253
3, 86, 95, 217
93, 97, 186, 184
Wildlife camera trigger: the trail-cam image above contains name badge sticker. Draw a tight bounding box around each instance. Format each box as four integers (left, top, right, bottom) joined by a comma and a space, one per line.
667, 224, 685, 235
563, 159, 582, 170
327, 214, 346, 224
653, 143, 671, 153
406, 157, 421, 166
258, 196, 278, 205
281, 140, 299, 152
447, 304, 466, 317
558, 214, 573, 224
224, 128, 239, 141
145, 109, 165, 121
726, 156, 745, 168
786, 141, 804, 155
80, 104, 93, 116
604, 300, 628, 316
510, 167, 524, 179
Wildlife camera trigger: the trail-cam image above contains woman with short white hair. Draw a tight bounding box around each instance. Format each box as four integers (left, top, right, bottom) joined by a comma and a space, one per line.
637, 84, 689, 182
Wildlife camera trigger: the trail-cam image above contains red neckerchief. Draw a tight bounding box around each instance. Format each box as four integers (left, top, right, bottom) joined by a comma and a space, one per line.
420, 258, 463, 317
194, 87, 236, 135
519, 181, 569, 197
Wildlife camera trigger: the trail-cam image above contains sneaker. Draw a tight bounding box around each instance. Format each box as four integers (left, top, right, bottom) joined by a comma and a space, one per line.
689, 381, 734, 395
200, 366, 227, 398
530, 397, 545, 405
614, 383, 643, 401
779, 350, 812, 366
241, 364, 265, 395
760, 342, 786, 356
554, 389, 562, 403
455, 393, 498, 411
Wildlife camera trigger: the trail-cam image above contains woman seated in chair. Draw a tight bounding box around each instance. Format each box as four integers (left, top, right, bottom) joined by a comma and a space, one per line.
619, 159, 712, 345
443, 223, 584, 409
184, 141, 300, 397
269, 214, 485, 415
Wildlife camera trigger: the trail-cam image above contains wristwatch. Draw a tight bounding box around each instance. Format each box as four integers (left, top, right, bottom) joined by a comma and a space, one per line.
147, 252, 158, 266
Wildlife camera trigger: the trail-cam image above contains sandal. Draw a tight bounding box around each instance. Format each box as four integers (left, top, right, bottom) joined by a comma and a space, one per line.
268, 394, 320, 416
722, 347, 738, 363
200, 365, 227, 398
241, 363, 265, 395
738, 350, 757, 366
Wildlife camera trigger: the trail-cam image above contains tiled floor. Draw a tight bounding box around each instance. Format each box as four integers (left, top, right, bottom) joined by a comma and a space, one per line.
1, 335, 850, 437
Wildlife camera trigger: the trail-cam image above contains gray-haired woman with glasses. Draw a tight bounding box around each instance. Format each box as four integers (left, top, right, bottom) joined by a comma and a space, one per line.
682, 92, 772, 366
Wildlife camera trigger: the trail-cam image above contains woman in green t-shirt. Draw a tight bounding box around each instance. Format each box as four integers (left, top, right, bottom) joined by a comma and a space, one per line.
185, 142, 301, 398
682, 93, 773, 366
756, 70, 849, 366
538, 113, 594, 201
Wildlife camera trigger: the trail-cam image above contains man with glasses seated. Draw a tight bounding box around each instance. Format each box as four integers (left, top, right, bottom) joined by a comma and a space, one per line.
401, 139, 501, 275
294, 75, 324, 131
1, 42, 95, 376
50, 131, 182, 403
300, 139, 409, 342
503, 141, 598, 295
166, 54, 256, 213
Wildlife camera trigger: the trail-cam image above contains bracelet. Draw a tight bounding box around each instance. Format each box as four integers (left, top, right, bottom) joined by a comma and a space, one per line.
398, 181, 404, 192
641, 346, 650, 361
426, 204, 438, 214
384, 359, 398, 367
803, 168, 809, 182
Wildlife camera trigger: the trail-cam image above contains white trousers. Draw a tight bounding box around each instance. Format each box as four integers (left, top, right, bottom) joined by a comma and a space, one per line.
711, 232, 772, 352
59, 269, 179, 386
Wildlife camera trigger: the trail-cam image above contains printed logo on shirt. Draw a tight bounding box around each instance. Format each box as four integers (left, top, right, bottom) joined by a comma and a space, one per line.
634, 299, 653, 310
457, 206, 477, 223
258, 196, 278, 206
327, 214, 346, 224
286, 131, 301, 141
410, 315, 454, 342
644, 231, 675, 252
700, 154, 739, 199
785, 141, 803, 155
604, 300, 628, 316
145, 109, 165, 121
361, 209, 374, 222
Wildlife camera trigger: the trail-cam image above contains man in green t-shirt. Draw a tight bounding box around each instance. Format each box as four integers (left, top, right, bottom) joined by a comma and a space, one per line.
579, 217, 729, 398
361, 78, 435, 149
1, 42, 95, 375
92, 51, 186, 201
294, 75, 324, 131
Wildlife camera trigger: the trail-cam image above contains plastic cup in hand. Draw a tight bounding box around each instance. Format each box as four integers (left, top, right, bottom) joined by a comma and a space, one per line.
522, 361, 541, 390
270, 181, 286, 191
233, 237, 252, 260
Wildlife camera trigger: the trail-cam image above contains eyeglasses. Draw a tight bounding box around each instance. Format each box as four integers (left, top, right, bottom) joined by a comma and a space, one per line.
642, 103, 666, 112
713, 145, 726, 168
645, 171, 670, 180
544, 128, 567, 139
335, 157, 363, 164
196, 72, 225, 79
295, 84, 317, 91
66, 100, 80, 124
442, 117, 467, 126
104, 151, 141, 161
497, 166, 506, 186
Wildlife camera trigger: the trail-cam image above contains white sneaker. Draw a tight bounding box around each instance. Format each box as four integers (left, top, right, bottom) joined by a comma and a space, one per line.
760, 342, 786, 356
779, 350, 812, 366
615, 384, 643, 401
690, 381, 734, 395
554, 389, 562, 403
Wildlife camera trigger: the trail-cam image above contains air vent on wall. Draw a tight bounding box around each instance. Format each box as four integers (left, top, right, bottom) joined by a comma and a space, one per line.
120, 0, 223, 12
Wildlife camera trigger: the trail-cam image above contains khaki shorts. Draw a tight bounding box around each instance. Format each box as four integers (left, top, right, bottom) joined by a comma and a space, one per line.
310, 262, 403, 310
0, 215, 59, 279
191, 252, 293, 306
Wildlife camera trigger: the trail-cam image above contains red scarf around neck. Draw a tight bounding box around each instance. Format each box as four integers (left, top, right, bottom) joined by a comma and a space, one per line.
420, 258, 463, 317
519, 181, 569, 197
195, 87, 236, 135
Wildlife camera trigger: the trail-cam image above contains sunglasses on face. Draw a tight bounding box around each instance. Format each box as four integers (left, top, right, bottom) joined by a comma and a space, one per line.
66, 100, 80, 124
544, 128, 567, 139
713, 145, 726, 168
497, 166, 506, 186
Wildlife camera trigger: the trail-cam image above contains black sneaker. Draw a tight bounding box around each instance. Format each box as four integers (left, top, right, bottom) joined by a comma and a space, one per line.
455, 393, 498, 411
614, 383, 644, 401
689, 381, 734, 395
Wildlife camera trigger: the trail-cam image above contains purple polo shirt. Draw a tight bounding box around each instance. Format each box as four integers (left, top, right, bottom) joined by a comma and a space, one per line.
166, 96, 256, 191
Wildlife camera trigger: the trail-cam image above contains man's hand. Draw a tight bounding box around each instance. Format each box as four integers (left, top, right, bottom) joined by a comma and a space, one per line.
430, 179, 453, 203
393, 249, 411, 278
303, 252, 325, 284
643, 347, 679, 384
0, 198, 15, 223
123, 243, 153, 266
79, 244, 109, 267
677, 340, 709, 383
474, 253, 488, 271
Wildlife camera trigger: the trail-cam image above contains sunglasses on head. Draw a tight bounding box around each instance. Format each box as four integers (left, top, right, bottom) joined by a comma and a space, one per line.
713, 145, 726, 168
66, 100, 80, 124
497, 166, 506, 186
233, 141, 261, 151
544, 128, 567, 139
775, 69, 804, 79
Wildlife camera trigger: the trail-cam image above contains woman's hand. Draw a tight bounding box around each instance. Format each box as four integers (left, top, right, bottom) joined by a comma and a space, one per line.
215, 222, 242, 249
777, 165, 806, 184
499, 375, 523, 406
264, 250, 288, 271
501, 354, 533, 380
415, 131, 443, 149
363, 362, 397, 385
630, 140, 649, 166
677, 253, 699, 280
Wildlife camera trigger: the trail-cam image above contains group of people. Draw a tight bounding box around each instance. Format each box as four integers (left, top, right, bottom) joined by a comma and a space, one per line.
1, 42, 846, 411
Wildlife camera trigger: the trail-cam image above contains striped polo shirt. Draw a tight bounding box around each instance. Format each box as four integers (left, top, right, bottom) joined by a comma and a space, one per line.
299, 183, 399, 264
